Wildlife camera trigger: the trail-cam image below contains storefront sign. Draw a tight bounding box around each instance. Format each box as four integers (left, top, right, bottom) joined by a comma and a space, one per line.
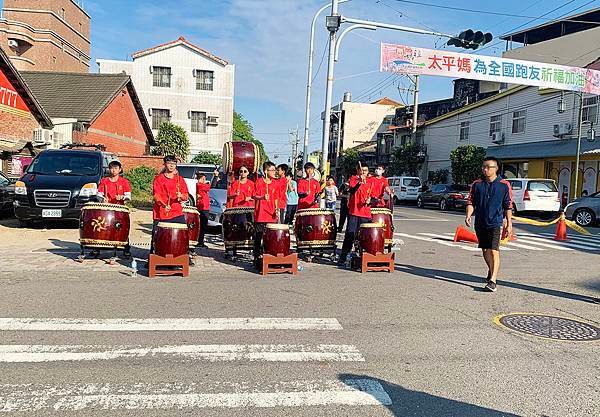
0, 69, 30, 113
380, 43, 600, 94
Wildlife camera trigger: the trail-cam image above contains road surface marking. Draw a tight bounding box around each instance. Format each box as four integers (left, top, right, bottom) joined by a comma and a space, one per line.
393, 218, 449, 222
0, 379, 392, 411
395, 232, 480, 251
516, 235, 600, 251
0, 318, 343, 332
537, 232, 600, 245
417, 233, 521, 250
0, 344, 365, 363
501, 241, 544, 251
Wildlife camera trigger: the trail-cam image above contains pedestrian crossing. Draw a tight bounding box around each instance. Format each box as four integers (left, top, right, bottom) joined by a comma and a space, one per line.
0, 317, 391, 413
395, 231, 600, 253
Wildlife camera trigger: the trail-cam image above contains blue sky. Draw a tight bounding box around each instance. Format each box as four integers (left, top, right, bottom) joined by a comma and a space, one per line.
77, 0, 598, 160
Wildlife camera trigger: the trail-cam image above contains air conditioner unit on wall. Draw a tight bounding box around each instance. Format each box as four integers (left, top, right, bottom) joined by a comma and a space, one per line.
32, 128, 52, 144
491, 132, 504, 144
207, 116, 219, 126
553, 123, 573, 137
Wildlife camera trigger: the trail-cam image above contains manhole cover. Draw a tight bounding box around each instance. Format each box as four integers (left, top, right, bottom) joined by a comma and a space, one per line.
495, 313, 600, 341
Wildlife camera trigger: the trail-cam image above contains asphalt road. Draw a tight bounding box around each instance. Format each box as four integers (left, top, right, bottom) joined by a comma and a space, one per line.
0, 206, 598, 416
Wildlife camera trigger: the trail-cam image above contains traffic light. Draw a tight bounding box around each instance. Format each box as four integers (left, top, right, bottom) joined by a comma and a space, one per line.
447, 30, 493, 50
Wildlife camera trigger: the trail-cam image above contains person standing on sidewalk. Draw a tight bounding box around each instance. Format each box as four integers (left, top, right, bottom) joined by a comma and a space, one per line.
465, 156, 513, 292
324, 176, 339, 211
195, 171, 218, 248
337, 178, 349, 232
284, 171, 298, 225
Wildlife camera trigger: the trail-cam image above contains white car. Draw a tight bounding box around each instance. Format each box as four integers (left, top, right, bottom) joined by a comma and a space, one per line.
388, 176, 422, 203
177, 163, 228, 226
506, 178, 560, 214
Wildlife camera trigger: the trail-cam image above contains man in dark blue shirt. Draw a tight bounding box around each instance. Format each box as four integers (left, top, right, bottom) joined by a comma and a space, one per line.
466, 156, 513, 292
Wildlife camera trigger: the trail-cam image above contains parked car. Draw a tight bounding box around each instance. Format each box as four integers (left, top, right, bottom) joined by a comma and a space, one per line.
388, 176, 422, 203
177, 163, 228, 227
564, 192, 600, 227
417, 184, 470, 211
0, 171, 15, 215
506, 178, 560, 214
13, 145, 118, 226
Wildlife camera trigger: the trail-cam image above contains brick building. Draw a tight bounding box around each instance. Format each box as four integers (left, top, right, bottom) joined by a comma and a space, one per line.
0, 0, 90, 72
21, 71, 154, 156
0, 47, 52, 176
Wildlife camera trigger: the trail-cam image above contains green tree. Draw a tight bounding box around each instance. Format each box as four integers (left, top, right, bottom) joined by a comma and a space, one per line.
233, 111, 268, 164
124, 165, 157, 208
450, 145, 486, 184
338, 149, 360, 178
191, 151, 222, 165
390, 142, 424, 176
151, 122, 190, 160
429, 169, 449, 184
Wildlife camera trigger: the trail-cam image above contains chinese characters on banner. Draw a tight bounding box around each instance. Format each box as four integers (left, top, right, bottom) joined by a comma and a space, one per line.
0, 68, 31, 113
380, 43, 600, 95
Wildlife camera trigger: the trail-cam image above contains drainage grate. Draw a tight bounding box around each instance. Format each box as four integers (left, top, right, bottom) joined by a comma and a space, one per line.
496, 314, 600, 341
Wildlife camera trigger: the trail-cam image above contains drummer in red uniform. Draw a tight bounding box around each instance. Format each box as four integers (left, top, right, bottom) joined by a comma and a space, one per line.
252, 161, 280, 269
227, 165, 255, 208
195, 170, 218, 249
370, 164, 394, 208
275, 164, 289, 223
338, 161, 374, 266
150, 155, 189, 253
95, 160, 132, 257
297, 162, 321, 210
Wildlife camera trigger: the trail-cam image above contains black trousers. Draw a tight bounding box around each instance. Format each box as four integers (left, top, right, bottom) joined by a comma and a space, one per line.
150, 215, 186, 254
199, 210, 209, 245
339, 214, 371, 261
338, 198, 349, 231
285, 204, 297, 225
253, 222, 267, 266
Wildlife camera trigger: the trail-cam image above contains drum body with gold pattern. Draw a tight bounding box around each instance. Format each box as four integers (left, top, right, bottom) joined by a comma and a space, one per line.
183, 206, 201, 248
370, 207, 394, 247
79, 203, 130, 248
222, 141, 259, 175
294, 208, 337, 250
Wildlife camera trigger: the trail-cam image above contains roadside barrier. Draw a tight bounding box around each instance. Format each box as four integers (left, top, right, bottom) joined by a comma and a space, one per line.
512, 212, 591, 239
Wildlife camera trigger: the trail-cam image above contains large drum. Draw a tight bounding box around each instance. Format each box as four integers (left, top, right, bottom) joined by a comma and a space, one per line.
79, 203, 130, 248
294, 208, 337, 250
222, 207, 254, 250
358, 223, 385, 256
154, 222, 189, 258
223, 141, 259, 175
263, 223, 291, 256
371, 207, 394, 247
183, 206, 201, 248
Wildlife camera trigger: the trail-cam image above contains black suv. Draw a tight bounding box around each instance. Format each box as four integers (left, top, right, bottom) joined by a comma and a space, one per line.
14, 145, 117, 225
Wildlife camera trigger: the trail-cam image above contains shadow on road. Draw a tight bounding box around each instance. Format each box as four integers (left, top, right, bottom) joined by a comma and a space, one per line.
338, 373, 519, 416
397, 264, 599, 304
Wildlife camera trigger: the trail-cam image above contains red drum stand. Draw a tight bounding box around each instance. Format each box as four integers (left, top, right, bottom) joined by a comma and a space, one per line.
262, 253, 298, 276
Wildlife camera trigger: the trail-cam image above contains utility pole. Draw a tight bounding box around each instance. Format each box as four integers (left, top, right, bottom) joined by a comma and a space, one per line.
290, 125, 299, 174
411, 75, 420, 143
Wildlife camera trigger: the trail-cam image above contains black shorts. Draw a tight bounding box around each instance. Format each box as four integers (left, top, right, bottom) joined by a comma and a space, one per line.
475, 226, 502, 250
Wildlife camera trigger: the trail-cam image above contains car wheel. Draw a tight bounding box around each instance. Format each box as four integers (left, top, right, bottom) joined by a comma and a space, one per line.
512, 206, 518, 216
393, 196, 399, 205
574, 209, 595, 227
416, 197, 423, 208
439, 198, 447, 211
18, 219, 32, 228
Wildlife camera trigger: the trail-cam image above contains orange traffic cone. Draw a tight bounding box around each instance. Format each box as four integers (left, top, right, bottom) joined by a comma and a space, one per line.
453, 225, 479, 244
502, 226, 517, 241
554, 212, 568, 241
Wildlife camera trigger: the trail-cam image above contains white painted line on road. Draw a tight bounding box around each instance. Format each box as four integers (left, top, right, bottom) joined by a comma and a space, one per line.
516, 235, 600, 251
0, 379, 392, 411
0, 344, 365, 363
537, 232, 600, 245
0, 318, 343, 332
393, 217, 449, 222
514, 237, 573, 251
395, 232, 480, 252
501, 241, 544, 251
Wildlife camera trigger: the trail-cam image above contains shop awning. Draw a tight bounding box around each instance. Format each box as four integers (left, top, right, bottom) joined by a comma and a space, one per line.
486, 139, 600, 160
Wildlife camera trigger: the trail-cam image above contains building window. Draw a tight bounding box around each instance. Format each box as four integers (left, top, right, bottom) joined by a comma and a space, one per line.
190, 111, 207, 133
459, 121, 470, 141
152, 66, 172, 88
151, 108, 170, 129
512, 110, 526, 134
582, 96, 598, 124
195, 70, 214, 91
489, 115, 502, 136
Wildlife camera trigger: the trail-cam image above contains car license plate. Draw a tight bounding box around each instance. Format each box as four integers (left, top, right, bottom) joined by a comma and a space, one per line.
42, 209, 62, 218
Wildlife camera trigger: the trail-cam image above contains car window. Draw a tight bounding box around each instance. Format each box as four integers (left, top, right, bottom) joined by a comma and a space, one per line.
527, 180, 557, 192
403, 178, 421, 187
590, 191, 600, 198
509, 180, 522, 190
28, 154, 100, 176
212, 173, 228, 190
390, 179, 399, 186
449, 184, 470, 192
431, 185, 443, 193
177, 166, 197, 179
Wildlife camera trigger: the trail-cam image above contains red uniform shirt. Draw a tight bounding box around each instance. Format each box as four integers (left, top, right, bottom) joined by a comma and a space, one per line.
253, 178, 280, 223
98, 176, 131, 205
152, 173, 189, 220
370, 176, 389, 207
196, 182, 211, 211
297, 177, 321, 210
274, 177, 288, 208
227, 179, 255, 208
348, 175, 373, 218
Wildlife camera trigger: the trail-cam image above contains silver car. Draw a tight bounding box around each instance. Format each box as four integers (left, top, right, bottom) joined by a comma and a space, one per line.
177, 163, 228, 227
564, 192, 600, 227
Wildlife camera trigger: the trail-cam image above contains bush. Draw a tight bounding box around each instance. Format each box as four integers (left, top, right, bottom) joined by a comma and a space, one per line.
152, 122, 190, 160
191, 151, 222, 165
450, 145, 486, 185
125, 165, 157, 208
430, 169, 449, 184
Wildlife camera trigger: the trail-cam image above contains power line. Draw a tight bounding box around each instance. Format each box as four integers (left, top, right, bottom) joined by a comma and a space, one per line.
499, 0, 581, 36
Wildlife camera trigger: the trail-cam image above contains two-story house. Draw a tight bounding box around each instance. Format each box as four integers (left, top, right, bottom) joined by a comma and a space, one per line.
97, 36, 234, 158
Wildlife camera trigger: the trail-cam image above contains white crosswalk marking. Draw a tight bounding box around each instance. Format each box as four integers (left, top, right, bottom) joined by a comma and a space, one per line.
418, 233, 515, 251
0, 380, 393, 411
395, 232, 480, 252
514, 237, 573, 251
517, 234, 600, 251
0, 344, 365, 363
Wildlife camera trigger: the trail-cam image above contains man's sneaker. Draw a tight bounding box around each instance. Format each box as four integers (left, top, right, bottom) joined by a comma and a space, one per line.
485, 281, 497, 292
484, 271, 491, 283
